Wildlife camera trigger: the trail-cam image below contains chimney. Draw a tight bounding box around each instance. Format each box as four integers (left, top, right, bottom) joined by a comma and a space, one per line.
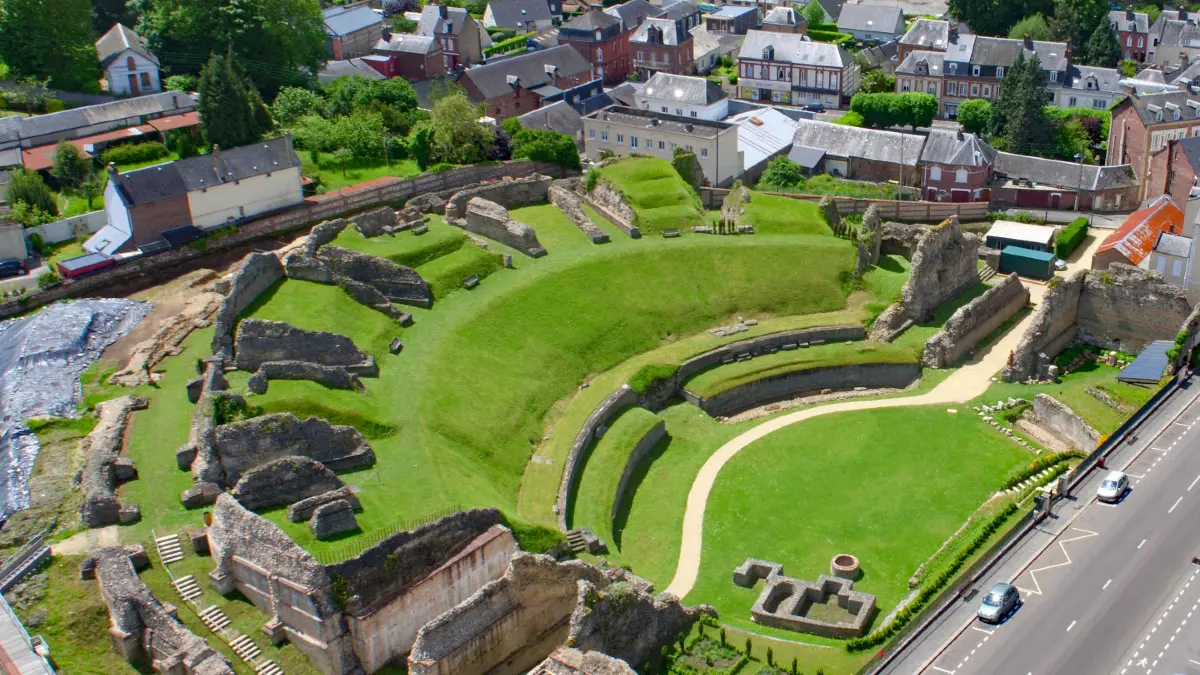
957, 128, 964, 140
1023, 32, 1033, 50
439, 3, 448, 18
382, 25, 392, 41
212, 145, 222, 174
948, 21, 957, 38
106, 161, 118, 181
1127, 8, 1135, 20
1180, 7, 1187, 20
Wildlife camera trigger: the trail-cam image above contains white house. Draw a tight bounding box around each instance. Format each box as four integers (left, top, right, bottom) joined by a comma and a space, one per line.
95, 24, 161, 97
639, 72, 730, 120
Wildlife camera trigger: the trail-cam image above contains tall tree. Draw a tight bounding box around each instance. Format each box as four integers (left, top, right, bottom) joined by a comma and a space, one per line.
0, 0, 101, 92
957, 99, 993, 135
93, 0, 137, 34
134, 0, 326, 96
802, 0, 825, 26
1049, 0, 1108, 53
428, 94, 494, 166
51, 140, 90, 192
991, 53, 1053, 155
1083, 19, 1121, 67
1007, 14, 1052, 41
198, 51, 272, 150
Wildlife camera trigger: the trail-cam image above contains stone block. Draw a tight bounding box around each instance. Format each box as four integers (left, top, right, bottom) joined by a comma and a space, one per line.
389, 338, 403, 354
461, 197, 548, 258
186, 377, 204, 404
113, 457, 137, 482
117, 504, 141, 524
190, 530, 210, 555
180, 482, 222, 509
214, 412, 375, 485
663, 228, 680, 238
234, 319, 374, 373
353, 207, 398, 238
398, 313, 414, 327
231, 456, 345, 511
263, 617, 287, 645
309, 499, 359, 539
286, 486, 362, 522
247, 370, 268, 394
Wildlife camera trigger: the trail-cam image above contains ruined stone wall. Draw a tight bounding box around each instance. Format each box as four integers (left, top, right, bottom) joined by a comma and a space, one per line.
610, 420, 666, 539
584, 180, 640, 239
677, 326, 866, 382
408, 554, 610, 675
870, 217, 980, 342
854, 205, 882, 277
344, 523, 518, 673
79, 396, 147, 527
234, 319, 375, 373
213, 413, 375, 485
549, 183, 609, 243
557, 386, 639, 531
1005, 270, 1084, 382
922, 274, 1029, 368
879, 221, 930, 258
318, 246, 433, 307
1032, 394, 1101, 451
211, 252, 284, 358
691, 363, 921, 417
459, 197, 548, 257
248, 361, 364, 394
230, 456, 345, 510
1077, 264, 1192, 352
568, 578, 711, 669
531, 648, 637, 675
444, 174, 553, 220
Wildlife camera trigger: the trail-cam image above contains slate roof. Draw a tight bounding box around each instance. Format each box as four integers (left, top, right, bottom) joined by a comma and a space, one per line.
814, 0, 844, 21
727, 106, 798, 170
0, 92, 192, 146
1098, 195, 1184, 266
900, 18, 950, 51
95, 23, 158, 68
1156, 231, 1192, 257
660, 0, 699, 21
417, 5, 472, 36
1176, 136, 1200, 175
462, 45, 591, 100
1124, 90, 1200, 125
920, 128, 996, 166
1064, 65, 1122, 94
487, 0, 554, 28
1170, 59, 1200, 85
836, 3, 902, 34
323, 4, 384, 37
375, 33, 440, 54
587, 105, 730, 138
318, 58, 386, 83
896, 49, 943, 76
630, 17, 688, 45
605, 0, 661, 31
516, 100, 584, 137
790, 118, 923, 165
605, 81, 643, 106
708, 5, 757, 19
739, 30, 851, 67
1155, 18, 1200, 58
1110, 9, 1150, 34
561, 6, 622, 32
965, 36, 1069, 72
763, 7, 802, 27
1137, 66, 1167, 83
643, 73, 726, 105
992, 151, 1137, 191
112, 135, 300, 207
860, 40, 898, 72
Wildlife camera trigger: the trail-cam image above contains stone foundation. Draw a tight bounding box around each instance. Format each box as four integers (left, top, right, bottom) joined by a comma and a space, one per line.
530, 648, 637, 675
444, 174, 552, 220
234, 319, 375, 374
353, 207, 398, 238
549, 182, 608, 243
457, 197, 548, 257
110, 283, 222, 386
211, 252, 285, 359
689, 363, 921, 417
213, 413, 376, 486
287, 487, 362, 522
557, 386, 639, 530
733, 559, 875, 638
854, 204, 882, 277
584, 180, 639, 239
610, 420, 666, 542
922, 273, 1029, 368
248, 360, 365, 394
230, 456, 346, 511
309, 499, 359, 539
79, 396, 148, 528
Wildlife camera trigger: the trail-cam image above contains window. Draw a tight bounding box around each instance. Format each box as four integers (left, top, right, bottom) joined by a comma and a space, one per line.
617, 134, 623, 144
661, 106, 668, 112
700, 148, 708, 157
983, 85, 990, 97
631, 137, 638, 147
676, 108, 683, 115
1138, 37, 1144, 47
948, 62, 957, 74
1174, 259, 1183, 276
928, 83, 937, 95
589, 129, 596, 139
140, 72, 151, 88
778, 67, 786, 80
685, 145, 692, 151
1158, 256, 1168, 273
658, 140, 665, 149
1093, 98, 1107, 109
972, 65, 980, 76
930, 166, 942, 181
830, 73, 838, 89
996, 66, 1004, 78
971, 84, 979, 96
1127, 36, 1133, 47
1050, 71, 1059, 82
800, 70, 808, 86
816, 71, 824, 88
947, 81, 957, 96
601, 131, 608, 141
955, 168, 967, 183
901, 79, 911, 91
690, 111, 697, 117
638, 51, 644, 60
1069, 96, 1078, 106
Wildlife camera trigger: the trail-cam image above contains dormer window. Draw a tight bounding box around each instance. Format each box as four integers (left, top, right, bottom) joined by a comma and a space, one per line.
948, 62, 957, 74
762, 44, 774, 60
1050, 71, 1058, 82
996, 66, 1004, 78
972, 65, 980, 76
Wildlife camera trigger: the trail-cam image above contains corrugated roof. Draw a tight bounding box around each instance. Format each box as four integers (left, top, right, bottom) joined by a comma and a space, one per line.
728, 106, 798, 170
739, 29, 851, 67
0, 92, 192, 145
323, 4, 384, 37
643, 73, 726, 105
1097, 195, 1184, 266
95, 23, 158, 68
836, 3, 902, 34
790, 118, 923, 165
985, 220, 1057, 246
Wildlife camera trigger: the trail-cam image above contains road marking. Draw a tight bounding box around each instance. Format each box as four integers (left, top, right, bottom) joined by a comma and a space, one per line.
1067, 620, 1077, 631
1015, 528, 1099, 596
1104, 578, 1113, 590
971, 626, 994, 635
1189, 659, 1200, 666
1170, 496, 1184, 514
931, 667, 956, 674
1189, 474, 1200, 491
1139, 539, 1147, 549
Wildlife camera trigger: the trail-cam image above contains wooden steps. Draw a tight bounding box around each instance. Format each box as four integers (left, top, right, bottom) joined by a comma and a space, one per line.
198, 604, 230, 632
156, 534, 184, 565
173, 574, 202, 601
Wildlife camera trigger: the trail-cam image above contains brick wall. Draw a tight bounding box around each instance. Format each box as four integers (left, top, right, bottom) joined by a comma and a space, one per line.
1146, 138, 1199, 206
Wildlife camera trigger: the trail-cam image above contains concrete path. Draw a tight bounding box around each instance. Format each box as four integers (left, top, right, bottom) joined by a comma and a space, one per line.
52, 525, 120, 556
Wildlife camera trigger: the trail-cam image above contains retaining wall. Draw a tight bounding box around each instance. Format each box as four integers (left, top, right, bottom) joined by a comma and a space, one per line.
689, 363, 921, 417
25, 209, 106, 245
556, 386, 638, 531
698, 188, 990, 221
922, 274, 1028, 368
609, 419, 667, 541
1032, 394, 1100, 451
678, 325, 866, 382
584, 181, 640, 238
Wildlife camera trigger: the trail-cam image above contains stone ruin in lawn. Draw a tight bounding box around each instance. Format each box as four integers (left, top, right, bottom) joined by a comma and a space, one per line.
234, 318, 377, 394
531, 648, 637, 675
454, 197, 548, 258
79, 395, 148, 528
549, 178, 609, 243
351, 205, 427, 238
733, 559, 876, 639
854, 204, 882, 277
89, 545, 235, 674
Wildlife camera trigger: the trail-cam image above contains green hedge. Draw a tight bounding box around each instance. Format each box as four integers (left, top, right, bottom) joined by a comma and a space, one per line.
1000, 450, 1087, 491
807, 28, 853, 44
484, 33, 530, 56
1053, 217, 1089, 259
100, 141, 170, 166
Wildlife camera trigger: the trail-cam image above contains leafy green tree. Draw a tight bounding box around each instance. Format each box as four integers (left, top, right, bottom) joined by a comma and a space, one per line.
164, 74, 198, 92
332, 110, 387, 160
1119, 58, 1138, 77
331, 147, 354, 177
860, 69, 896, 94
8, 169, 59, 216
990, 53, 1053, 155
501, 117, 523, 137
851, 92, 936, 129
51, 140, 90, 193
948, 0, 1011, 37
292, 114, 337, 153
407, 122, 433, 171
760, 156, 806, 187
511, 128, 580, 170
323, 76, 417, 117
0, 0, 101, 92
197, 51, 272, 150
957, 98, 993, 135
1007, 14, 1052, 40
850, 92, 898, 128
80, 175, 104, 209
93, 0, 137, 34
802, 0, 825, 25
1049, 0, 1108, 56
429, 94, 495, 165
272, 86, 327, 126
901, 92, 938, 130
134, 0, 326, 95
1083, 19, 1121, 67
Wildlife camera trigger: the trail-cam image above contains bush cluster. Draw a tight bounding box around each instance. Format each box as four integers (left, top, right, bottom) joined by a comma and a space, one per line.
1053, 217, 1089, 259
484, 33, 530, 56
846, 502, 1020, 651
100, 141, 170, 166
1167, 329, 1189, 361
807, 28, 853, 43
1001, 450, 1086, 491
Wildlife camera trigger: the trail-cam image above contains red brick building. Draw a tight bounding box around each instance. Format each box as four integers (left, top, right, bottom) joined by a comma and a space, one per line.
1108, 91, 1200, 201
369, 33, 445, 81
919, 128, 996, 202
1110, 9, 1150, 62
558, 0, 663, 84
460, 45, 594, 119
1144, 135, 1200, 207
629, 2, 700, 78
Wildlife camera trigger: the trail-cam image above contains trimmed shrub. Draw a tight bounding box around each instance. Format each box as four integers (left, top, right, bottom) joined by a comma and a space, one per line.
100, 141, 170, 166
1001, 450, 1086, 491
1053, 217, 1089, 259
484, 33, 530, 56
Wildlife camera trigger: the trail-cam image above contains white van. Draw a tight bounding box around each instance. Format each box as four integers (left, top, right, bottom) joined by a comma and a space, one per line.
1097, 470, 1129, 503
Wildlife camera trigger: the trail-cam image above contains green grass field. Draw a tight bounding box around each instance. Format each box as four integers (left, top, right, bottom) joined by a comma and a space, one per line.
568, 406, 663, 536
595, 157, 707, 233
738, 193, 832, 236
416, 245, 505, 299
304, 157, 422, 192
331, 217, 466, 267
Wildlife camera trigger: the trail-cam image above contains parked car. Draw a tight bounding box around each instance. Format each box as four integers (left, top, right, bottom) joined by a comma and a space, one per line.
977, 582, 1020, 623
1097, 470, 1129, 503
1054, 258, 1068, 271
0, 260, 27, 279
802, 102, 825, 113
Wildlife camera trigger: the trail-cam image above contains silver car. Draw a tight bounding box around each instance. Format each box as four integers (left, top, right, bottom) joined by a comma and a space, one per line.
1098, 471, 1129, 503
978, 583, 1020, 623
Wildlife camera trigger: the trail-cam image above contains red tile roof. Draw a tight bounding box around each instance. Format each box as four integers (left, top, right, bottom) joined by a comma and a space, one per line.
1096, 195, 1184, 266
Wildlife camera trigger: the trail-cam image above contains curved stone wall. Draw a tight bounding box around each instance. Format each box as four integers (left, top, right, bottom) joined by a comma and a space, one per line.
610, 419, 667, 541
556, 385, 638, 531
443, 174, 552, 220
678, 325, 866, 382
690, 363, 921, 417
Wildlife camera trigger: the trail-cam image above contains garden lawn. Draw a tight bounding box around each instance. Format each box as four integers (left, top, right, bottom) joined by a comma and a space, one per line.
331, 216, 465, 267
44, 239, 86, 270
737, 192, 831, 236
304, 158, 421, 192
687, 405, 1032, 641
568, 406, 663, 537
596, 156, 706, 233
758, 174, 900, 200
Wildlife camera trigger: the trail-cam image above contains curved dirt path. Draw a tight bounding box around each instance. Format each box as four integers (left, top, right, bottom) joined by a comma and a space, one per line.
662, 303, 1039, 599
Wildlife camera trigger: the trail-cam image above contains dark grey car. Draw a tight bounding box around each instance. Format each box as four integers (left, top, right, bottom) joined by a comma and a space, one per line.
978, 583, 1020, 623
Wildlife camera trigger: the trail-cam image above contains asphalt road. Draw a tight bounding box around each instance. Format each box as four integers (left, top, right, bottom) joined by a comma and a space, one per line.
884, 376, 1200, 675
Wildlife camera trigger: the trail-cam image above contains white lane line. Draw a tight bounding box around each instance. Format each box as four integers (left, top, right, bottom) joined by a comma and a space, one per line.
971, 626, 994, 635
1104, 579, 1113, 590
1189, 473, 1200, 491
1139, 539, 1148, 549
1170, 496, 1184, 514
1067, 620, 1077, 632
931, 667, 955, 674
1189, 659, 1200, 666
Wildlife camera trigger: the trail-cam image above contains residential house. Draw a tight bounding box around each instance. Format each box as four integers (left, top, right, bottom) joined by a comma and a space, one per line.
483, 0, 554, 32
898, 18, 951, 64
89, 135, 303, 256
460, 45, 593, 119
691, 25, 744, 74
323, 3, 385, 60
704, 5, 759, 35
836, 3, 904, 43
793, 0, 842, 24
318, 58, 388, 84
736, 30, 859, 108
1108, 91, 1200, 200
557, 0, 658, 84
895, 50, 944, 99
990, 151, 1139, 211
516, 100, 585, 146
417, 4, 488, 70
788, 118, 924, 184
726, 105, 799, 181
1094, 195, 1185, 269
1147, 135, 1200, 211
1061, 65, 1122, 111
919, 128, 996, 202
370, 34, 446, 80
1149, 9, 1200, 70
860, 40, 899, 76
582, 106, 742, 185
1111, 9, 1151, 62
639, 72, 729, 120
760, 6, 806, 34
939, 34, 1070, 119
1150, 228, 1194, 289
630, 1, 701, 78
95, 24, 161, 97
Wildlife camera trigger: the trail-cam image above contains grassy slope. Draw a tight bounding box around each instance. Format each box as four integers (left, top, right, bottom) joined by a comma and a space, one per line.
568, 406, 663, 539
738, 193, 832, 236
304, 158, 422, 192
598, 157, 707, 233
331, 217, 465, 268
689, 406, 1031, 640
416, 246, 505, 299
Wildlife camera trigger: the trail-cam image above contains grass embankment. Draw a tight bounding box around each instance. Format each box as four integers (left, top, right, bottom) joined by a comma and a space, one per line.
331, 217, 466, 267
568, 407, 664, 543
417, 246, 505, 299
735, 193, 833, 236
594, 156, 706, 234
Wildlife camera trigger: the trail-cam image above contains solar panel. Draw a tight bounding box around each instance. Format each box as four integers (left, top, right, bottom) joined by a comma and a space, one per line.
1118, 340, 1173, 384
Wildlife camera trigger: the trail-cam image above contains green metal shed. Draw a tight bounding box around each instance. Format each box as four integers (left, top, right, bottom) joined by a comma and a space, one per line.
999, 246, 1055, 280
